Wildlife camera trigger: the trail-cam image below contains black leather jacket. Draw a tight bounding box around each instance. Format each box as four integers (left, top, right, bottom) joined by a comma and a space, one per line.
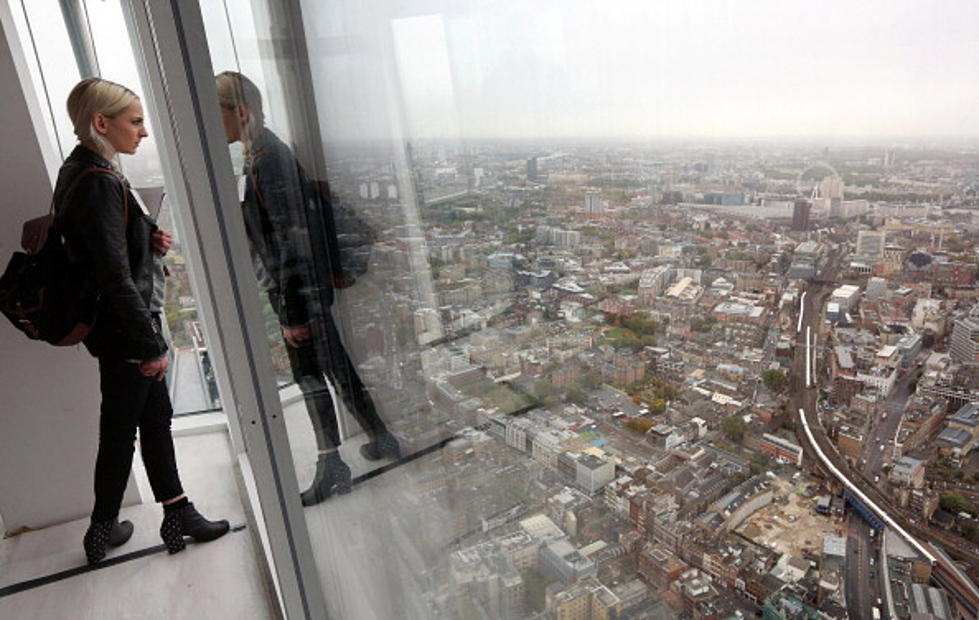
54, 145, 167, 361
242, 128, 343, 327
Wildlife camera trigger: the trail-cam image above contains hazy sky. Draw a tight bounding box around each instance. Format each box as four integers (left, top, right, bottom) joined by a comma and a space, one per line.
12, 0, 979, 150
389, 0, 979, 140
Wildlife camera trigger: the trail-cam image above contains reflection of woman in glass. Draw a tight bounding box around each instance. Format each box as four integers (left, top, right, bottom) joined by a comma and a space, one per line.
215, 72, 400, 506
60, 78, 229, 564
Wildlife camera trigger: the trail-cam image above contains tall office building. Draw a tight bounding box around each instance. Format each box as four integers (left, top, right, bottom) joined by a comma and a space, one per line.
950, 307, 979, 366
526, 157, 538, 182
585, 190, 603, 215
792, 200, 811, 231
829, 197, 843, 218
820, 176, 844, 200
856, 230, 886, 260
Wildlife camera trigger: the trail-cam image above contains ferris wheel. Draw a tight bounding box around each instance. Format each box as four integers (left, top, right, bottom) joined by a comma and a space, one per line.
795, 161, 841, 200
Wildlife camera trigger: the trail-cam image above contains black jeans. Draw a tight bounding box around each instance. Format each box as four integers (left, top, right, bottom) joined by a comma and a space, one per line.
91, 357, 184, 521
287, 314, 388, 451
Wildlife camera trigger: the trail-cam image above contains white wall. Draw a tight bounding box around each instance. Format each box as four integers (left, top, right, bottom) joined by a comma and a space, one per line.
0, 5, 139, 533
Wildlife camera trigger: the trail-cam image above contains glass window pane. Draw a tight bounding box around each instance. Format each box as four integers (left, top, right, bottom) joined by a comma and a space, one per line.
198, 1, 979, 618
77, 0, 221, 414
7, 0, 79, 160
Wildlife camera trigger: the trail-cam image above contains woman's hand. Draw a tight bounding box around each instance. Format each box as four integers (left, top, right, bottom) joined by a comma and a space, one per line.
139, 355, 169, 381
282, 325, 311, 348
151, 228, 173, 255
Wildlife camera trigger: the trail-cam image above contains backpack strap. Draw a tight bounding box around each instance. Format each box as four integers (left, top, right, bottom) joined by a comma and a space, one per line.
25, 167, 130, 253
52, 166, 130, 223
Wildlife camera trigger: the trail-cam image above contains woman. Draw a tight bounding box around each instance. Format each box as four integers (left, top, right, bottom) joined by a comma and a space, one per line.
214, 71, 400, 506
58, 78, 228, 564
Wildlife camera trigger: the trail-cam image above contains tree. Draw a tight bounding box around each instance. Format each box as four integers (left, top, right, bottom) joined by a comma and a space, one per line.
534, 379, 555, 402
723, 415, 746, 442
762, 369, 788, 392
624, 313, 658, 336
581, 371, 603, 390
691, 316, 718, 333
750, 452, 772, 476
654, 384, 680, 401
566, 386, 588, 405
940, 493, 973, 516
623, 418, 654, 434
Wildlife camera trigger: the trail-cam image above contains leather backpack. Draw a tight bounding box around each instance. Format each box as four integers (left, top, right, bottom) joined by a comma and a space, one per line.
0, 167, 127, 345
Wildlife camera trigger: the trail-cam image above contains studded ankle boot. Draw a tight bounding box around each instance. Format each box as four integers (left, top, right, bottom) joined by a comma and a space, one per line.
83, 520, 113, 565
160, 501, 230, 554
83, 518, 134, 565
301, 452, 352, 506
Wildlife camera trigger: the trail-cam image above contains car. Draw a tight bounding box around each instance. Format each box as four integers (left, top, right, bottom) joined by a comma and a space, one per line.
870, 557, 875, 566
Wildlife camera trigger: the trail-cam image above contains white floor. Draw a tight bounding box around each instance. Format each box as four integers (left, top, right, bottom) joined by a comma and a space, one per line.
0, 389, 458, 620
0, 429, 276, 620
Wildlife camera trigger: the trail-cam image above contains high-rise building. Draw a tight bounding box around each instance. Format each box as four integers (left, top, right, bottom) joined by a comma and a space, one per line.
820, 176, 844, 199
856, 230, 886, 260
585, 190, 603, 215
792, 200, 811, 231
950, 307, 979, 366
526, 157, 538, 181
829, 197, 843, 218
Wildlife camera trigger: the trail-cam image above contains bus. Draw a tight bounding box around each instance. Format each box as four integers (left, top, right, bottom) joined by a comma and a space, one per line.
872, 606, 880, 620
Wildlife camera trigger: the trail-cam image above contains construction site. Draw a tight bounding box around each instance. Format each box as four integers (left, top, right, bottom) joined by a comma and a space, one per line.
736, 475, 843, 559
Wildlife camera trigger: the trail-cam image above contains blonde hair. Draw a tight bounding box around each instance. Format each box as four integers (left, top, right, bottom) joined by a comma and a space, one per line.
66, 78, 138, 160
215, 71, 265, 136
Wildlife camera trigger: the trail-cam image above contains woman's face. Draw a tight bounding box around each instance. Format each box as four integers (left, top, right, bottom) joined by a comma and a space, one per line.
94, 98, 148, 155
220, 103, 247, 144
